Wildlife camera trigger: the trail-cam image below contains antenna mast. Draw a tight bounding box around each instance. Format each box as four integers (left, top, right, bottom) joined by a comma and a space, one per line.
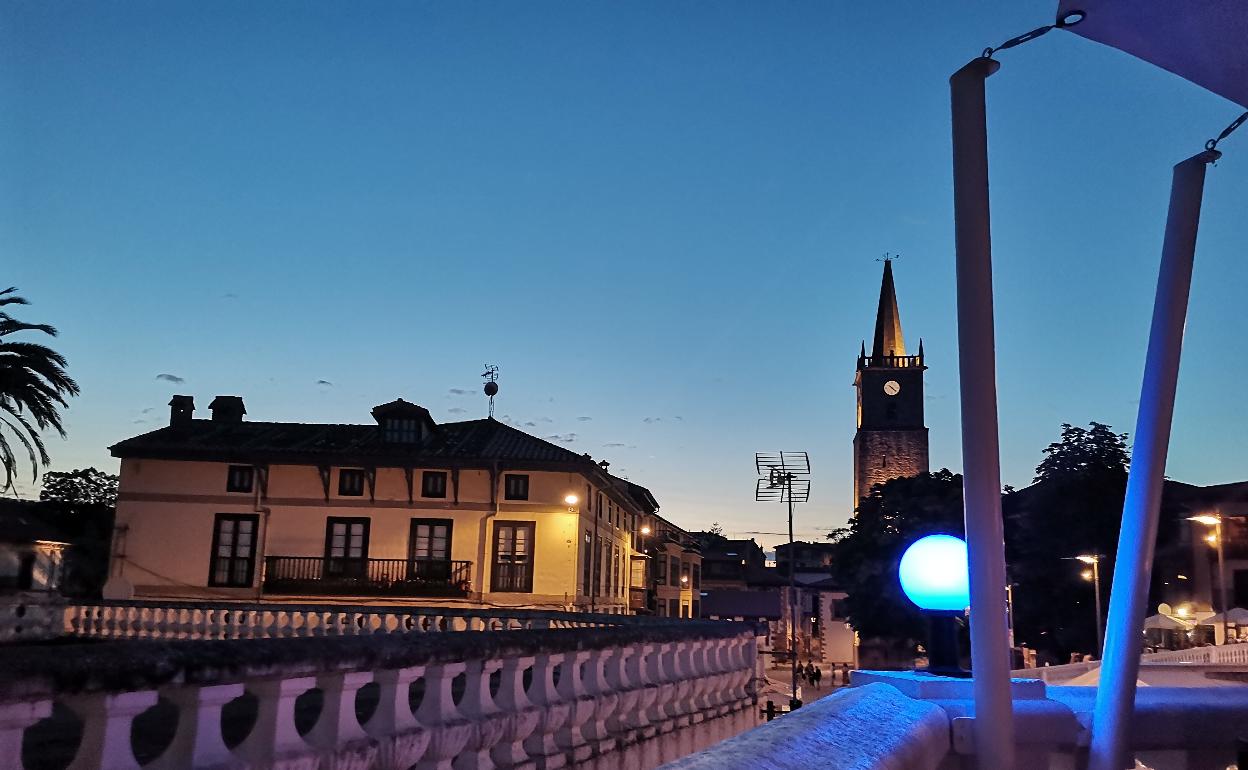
482, 365, 500, 418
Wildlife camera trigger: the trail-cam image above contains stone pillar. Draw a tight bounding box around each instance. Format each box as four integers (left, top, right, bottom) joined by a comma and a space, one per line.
64, 690, 159, 770
148, 683, 244, 770
235, 676, 316, 765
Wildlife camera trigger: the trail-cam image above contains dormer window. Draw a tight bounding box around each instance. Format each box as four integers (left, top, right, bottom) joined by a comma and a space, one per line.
383, 417, 420, 443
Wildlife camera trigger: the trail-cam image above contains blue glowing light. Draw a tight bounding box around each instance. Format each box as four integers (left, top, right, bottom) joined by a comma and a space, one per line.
898, 534, 971, 612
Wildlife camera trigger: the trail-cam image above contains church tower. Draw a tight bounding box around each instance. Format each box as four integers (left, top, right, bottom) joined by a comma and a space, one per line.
853, 259, 929, 504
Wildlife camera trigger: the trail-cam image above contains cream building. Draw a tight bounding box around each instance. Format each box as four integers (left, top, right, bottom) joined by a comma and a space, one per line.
106, 395, 676, 613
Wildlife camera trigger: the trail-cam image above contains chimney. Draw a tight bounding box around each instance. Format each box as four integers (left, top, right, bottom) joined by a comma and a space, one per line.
169, 395, 195, 426
208, 395, 246, 423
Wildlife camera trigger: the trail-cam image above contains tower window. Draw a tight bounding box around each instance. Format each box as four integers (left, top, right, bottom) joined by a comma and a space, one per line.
226, 465, 254, 493
881, 455, 889, 469
504, 474, 529, 500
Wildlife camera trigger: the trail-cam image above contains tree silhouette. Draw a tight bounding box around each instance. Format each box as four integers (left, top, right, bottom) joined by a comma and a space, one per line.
0, 287, 80, 492
40, 467, 118, 508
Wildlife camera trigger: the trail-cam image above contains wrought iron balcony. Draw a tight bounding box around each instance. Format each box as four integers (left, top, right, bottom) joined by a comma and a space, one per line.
262, 556, 472, 597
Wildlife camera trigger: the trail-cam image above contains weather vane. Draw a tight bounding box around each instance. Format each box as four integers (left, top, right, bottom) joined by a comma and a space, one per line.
482, 365, 499, 418
877, 252, 901, 262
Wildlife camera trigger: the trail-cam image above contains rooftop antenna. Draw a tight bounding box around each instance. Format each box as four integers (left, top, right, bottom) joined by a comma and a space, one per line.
482, 365, 499, 418
755, 451, 811, 712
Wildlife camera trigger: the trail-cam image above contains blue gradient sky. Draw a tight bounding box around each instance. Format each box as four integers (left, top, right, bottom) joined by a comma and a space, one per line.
4, 2, 1245, 548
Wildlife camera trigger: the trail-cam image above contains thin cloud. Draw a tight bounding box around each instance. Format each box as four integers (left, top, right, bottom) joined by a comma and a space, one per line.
673, 416, 684, 421
447, 407, 467, 414
315, 379, 333, 387
222, 292, 239, 300
140, 407, 154, 414
524, 421, 537, 427
577, 416, 592, 422
540, 417, 554, 423
603, 442, 626, 448
546, 433, 577, 444
448, 388, 469, 396
132, 419, 146, 424
156, 373, 185, 384
643, 417, 662, 424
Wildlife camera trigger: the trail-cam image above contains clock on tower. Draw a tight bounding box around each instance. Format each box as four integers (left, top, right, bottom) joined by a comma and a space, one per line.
853, 259, 930, 505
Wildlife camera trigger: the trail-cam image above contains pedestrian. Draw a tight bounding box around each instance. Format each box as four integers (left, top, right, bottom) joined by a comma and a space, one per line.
804, 662, 816, 687
812, 665, 823, 690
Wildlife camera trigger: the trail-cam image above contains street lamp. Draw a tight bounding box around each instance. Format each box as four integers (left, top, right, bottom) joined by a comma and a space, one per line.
1076, 554, 1104, 657
899, 534, 971, 677
1188, 514, 1229, 644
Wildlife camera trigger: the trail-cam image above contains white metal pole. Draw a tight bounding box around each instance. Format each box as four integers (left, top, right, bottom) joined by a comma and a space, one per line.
1216, 519, 1229, 645
1093, 558, 1104, 657
1089, 149, 1219, 770
950, 56, 1014, 770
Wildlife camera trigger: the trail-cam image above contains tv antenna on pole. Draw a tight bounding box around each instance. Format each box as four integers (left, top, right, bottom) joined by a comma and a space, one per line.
755, 451, 811, 711
482, 365, 499, 418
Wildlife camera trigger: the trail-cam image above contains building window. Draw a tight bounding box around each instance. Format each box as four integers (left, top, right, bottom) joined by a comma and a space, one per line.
680, 562, 691, 587
492, 521, 535, 592
655, 553, 668, 585
338, 469, 366, 496
692, 600, 701, 618
226, 465, 254, 493
670, 556, 680, 586
421, 471, 448, 498
504, 474, 529, 501
383, 417, 420, 443
209, 513, 259, 587
692, 564, 701, 589
583, 531, 593, 596
408, 519, 451, 580
325, 517, 369, 577
669, 598, 679, 617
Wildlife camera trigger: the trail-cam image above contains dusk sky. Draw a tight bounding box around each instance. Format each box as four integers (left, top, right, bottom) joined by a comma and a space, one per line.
4, 2, 1245, 549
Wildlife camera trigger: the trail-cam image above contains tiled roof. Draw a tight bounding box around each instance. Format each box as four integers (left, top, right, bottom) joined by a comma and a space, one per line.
110, 417, 587, 467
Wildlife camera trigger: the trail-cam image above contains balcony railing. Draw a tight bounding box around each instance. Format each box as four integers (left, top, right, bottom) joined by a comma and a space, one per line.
263, 556, 472, 597
857, 353, 924, 370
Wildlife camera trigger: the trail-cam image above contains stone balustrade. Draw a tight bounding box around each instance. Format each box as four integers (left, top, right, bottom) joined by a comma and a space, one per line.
1, 620, 763, 769
1141, 643, 1248, 665
671, 669, 1248, 770
0, 598, 683, 644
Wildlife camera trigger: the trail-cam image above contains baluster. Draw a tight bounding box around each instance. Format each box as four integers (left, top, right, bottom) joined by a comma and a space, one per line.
0, 700, 52, 761
146, 683, 244, 770
414, 662, 473, 770
63, 690, 159, 770
554, 650, 594, 764
491, 655, 539, 767
456, 659, 507, 768
582, 648, 620, 753
605, 644, 640, 739
368, 666, 430, 770
234, 677, 316, 765
522, 653, 568, 764
303, 671, 372, 748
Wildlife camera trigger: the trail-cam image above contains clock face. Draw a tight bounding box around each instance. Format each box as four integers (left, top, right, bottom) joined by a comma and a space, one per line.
883, 380, 901, 396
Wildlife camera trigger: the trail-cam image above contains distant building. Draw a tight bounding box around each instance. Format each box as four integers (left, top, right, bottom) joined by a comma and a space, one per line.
0, 499, 69, 593
774, 540, 838, 581
107, 395, 694, 613
636, 513, 701, 618
853, 259, 929, 504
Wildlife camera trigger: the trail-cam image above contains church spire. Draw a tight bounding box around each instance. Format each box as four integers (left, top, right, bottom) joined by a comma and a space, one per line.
871, 258, 906, 359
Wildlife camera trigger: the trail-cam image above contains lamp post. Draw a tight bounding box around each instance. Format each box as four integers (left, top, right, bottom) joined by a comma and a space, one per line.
1189, 514, 1228, 644
899, 534, 971, 677
1076, 554, 1104, 656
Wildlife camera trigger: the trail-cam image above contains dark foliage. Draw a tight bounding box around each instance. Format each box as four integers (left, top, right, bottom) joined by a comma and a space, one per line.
0, 288, 80, 492
827, 469, 965, 641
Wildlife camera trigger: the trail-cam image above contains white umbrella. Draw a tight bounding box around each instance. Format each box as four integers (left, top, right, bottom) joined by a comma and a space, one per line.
1195, 607, 1248, 625
1142, 613, 1192, 631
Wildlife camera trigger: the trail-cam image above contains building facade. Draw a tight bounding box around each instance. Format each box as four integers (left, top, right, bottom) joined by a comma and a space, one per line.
853, 258, 929, 504
106, 395, 679, 613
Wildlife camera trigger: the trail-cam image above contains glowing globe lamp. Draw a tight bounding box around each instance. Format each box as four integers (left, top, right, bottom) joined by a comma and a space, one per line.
899, 535, 970, 612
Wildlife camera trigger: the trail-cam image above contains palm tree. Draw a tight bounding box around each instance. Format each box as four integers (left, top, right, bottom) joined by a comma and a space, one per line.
0, 287, 79, 492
